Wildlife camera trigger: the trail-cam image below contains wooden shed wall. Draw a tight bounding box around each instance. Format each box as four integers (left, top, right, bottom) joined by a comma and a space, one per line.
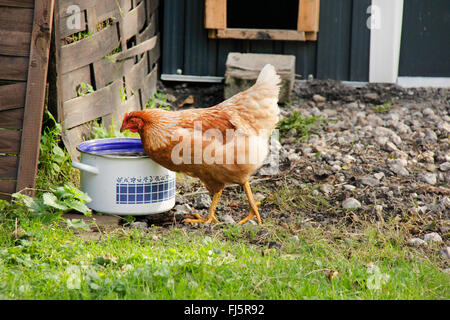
0, 0, 54, 201
161, 0, 371, 81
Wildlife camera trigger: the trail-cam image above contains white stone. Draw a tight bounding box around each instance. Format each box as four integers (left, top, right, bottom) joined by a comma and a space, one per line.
342, 198, 362, 209
423, 232, 443, 244
408, 238, 427, 247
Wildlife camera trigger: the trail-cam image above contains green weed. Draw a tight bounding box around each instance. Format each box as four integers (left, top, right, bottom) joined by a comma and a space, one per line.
278, 111, 323, 141
145, 92, 171, 110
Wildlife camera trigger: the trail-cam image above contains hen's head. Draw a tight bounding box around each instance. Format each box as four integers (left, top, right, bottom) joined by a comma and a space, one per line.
120, 112, 144, 133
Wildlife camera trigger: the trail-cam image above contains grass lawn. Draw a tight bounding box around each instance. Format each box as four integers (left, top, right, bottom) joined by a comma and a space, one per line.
0, 110, 448, 300
0, 207, 448, 299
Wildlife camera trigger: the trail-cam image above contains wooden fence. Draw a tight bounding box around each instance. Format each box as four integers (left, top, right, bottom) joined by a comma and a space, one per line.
0, 0, 54, 200
52, 0, 160, 159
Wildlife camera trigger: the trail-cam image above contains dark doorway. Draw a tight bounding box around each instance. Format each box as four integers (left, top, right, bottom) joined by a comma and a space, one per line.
227, 0, 299, 30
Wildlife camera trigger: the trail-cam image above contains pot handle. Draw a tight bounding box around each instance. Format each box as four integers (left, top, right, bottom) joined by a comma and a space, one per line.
71, 162, 99, 175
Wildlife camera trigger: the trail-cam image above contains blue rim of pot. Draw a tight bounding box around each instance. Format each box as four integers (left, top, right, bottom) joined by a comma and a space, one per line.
76, 138, 148, 159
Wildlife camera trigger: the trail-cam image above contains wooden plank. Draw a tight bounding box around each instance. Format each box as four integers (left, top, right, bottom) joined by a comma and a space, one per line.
16, 0, 54, 195
137, 11, 156, 43
62, 122, 90, 161
59, 9, 86, 38
0, 129, 21, 154
148, 35, 161, 68
102, 91, 138, 131
305, 31, 318, 41
53, 0, 64, 122
112, 34, 157, 61
0, 0, 33, 8
59, 24, 119, 74
0, 83, 26, 111
62, 80, 122, 129
124, 53, 148, 93
121, 0, 147, 40
95, 0, 123, 23
204, 0, 226, 29
0, 56, 28, 81
298, 0, 320, 32
0, 29, 31, 56
148, 0, 159, 16
93, 57, 134, 89
58, 0, 94, 18
0, 156, 18, 179
0, 108, 24, 129
213, 29, 306, 41
0, 180, 16, 201
0, 7, 33, 32
60, 65, 91, 101
140, 64, 158, 104
58, 0, 130, 19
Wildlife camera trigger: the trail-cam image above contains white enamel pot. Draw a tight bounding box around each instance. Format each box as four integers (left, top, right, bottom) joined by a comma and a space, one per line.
71, 138, 176, 215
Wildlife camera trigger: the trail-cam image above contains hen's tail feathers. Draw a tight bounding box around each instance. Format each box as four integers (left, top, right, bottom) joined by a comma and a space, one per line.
256, 64, 281, 93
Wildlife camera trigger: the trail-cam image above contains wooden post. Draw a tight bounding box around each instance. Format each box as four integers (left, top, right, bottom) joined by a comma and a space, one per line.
298, 0, 320, 32
16, 0, 55, 195
204, 0, 226, 29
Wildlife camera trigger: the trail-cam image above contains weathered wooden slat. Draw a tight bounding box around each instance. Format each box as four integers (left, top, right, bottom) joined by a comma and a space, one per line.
61, 122, 90, 161
0, 56, 28, 81
0, 129, 21, 154
0, 30, 31, 56
59, 25, 119, 74
148, 0, 159, 16
58, 0, 93, 18
16, 0, 54, 195
140, 64, 158, 104
60, 65, 91, 101
124, 54, 148, 93
0, 0, 33, 8
213, 29, 306, 41
122, 1, 146, 40
136, 12, 156, 43
93, 57, 134, 89
0, 83, 26, 111
0, 7, 33, 32
149, 34, 161, 67
95, 0, 131, 24
113, 34, 157, 61
62, 80, 122, 129
204, 0, 226, 29
0, 108, 24, 129
103, 92, 138, 131
59, 9, 86, 38
0, 180, 16, 200
298, 0, 320, 32
0, 156, 18, 179
58, 0, 131, 19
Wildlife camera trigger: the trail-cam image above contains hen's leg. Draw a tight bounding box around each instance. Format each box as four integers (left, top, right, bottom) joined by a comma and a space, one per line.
184, 190, 222, 224
238, 181, 262, 225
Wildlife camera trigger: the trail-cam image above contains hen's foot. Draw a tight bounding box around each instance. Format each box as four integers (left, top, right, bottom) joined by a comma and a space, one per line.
184, 212, 218, 224
237, 202, 261, 225
184, 190, 223, 224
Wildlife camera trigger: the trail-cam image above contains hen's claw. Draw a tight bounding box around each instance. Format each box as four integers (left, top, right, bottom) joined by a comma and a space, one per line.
184, 212, 218, 224
184, 190, 223, 224
237, 202, 261, 225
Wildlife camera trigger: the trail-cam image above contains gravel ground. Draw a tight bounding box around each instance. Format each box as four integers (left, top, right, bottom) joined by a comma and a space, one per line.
142, 80, 449, 240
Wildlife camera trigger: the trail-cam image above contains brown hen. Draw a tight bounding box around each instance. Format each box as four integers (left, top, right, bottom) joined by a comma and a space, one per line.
120, 64, 280, 224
